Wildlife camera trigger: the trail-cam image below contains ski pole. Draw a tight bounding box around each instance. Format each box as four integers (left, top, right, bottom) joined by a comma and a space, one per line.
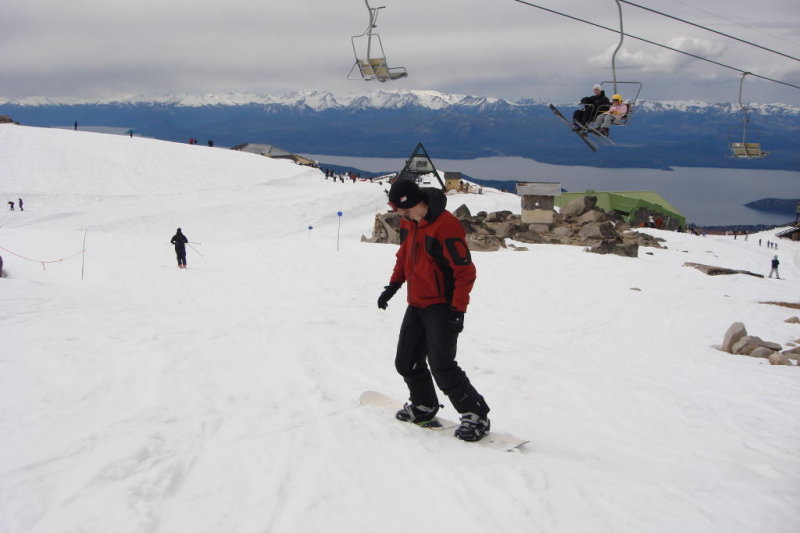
187, 243, 204, 257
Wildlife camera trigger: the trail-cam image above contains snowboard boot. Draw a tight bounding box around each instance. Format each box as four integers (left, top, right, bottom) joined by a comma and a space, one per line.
396, 402, 440, 427
454, 413, 490, 442
600, 127, 610, 137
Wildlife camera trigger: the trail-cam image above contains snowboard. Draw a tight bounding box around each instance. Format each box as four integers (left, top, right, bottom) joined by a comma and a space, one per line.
359, 391, 529, 452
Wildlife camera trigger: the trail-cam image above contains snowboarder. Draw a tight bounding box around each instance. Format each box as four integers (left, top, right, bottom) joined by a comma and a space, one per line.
18, 198, 23, 211
377, 179, 490, 442
769, 255, 780, 279
573, 84, 610, 129
170, 228, 189, 269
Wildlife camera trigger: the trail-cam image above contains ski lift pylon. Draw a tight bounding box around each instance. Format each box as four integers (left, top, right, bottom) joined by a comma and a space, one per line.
728, 72, 769, 159
348, 1, 407, 82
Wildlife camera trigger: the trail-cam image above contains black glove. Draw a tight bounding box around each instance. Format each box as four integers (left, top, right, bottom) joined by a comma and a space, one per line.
447, 308, 465, 334
377, 282, 402, 310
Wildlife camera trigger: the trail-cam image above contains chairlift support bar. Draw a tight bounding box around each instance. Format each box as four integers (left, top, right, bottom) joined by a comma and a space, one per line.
611, 0, 624, 95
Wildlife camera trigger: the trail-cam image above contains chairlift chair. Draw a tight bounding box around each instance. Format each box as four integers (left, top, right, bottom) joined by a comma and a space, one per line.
348, 1, 407, 82
599, 80, 642, 125
728, 72, 768, 159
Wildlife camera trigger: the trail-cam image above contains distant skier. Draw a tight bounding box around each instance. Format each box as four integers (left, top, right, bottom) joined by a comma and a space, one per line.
769, 255, 780, 279
18, 198, 23, 211
74, 121, 78, 131
377, 179, 490, 442
7, 201, 14, 211
170, 228, 189, 269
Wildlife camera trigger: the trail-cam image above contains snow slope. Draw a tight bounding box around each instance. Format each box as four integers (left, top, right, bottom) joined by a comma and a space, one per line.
1, 124, 799, 533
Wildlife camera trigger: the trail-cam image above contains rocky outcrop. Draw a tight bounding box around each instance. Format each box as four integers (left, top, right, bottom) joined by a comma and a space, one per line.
719, 322, 795, 365
684, 263, 764, 278
361, 195, 666, 255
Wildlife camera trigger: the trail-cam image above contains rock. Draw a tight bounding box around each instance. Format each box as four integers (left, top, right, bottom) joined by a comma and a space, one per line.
466, 234, 505, 252
683, 263, 764, 278
578, 221, 617, 241
750, 347, 776, 358
361, 213, 403, 244
560, 195, 597, 218
552, 226, 573, 238
769, 353, 794, 366
453, 204, 472, 219
514, 231, 545, 244
722, 322, 747, 353
782, 346, 800, 361
576, 210, 605, 225
512, 246, 529, 252
732, 335, 782, 356
527, 223, 552, 234
484, 221, 518, 239
587, 240, 639, 257
785, 316, 800, 324
630, 287, 641, 291
485, 210, 512, 223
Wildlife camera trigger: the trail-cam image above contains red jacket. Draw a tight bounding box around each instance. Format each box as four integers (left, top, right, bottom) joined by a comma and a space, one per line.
390, 190, 476, 312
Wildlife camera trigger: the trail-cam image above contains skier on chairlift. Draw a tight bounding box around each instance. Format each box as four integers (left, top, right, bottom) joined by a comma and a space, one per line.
573, 84, 610, 130
590, 93, 628, 136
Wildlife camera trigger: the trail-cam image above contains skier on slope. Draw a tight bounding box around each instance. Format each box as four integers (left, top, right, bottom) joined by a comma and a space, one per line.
377, 179, 491, 442
170, 228, 189, 269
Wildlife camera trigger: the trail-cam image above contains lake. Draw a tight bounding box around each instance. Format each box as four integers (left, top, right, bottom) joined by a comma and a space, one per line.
306, 154, 800, 226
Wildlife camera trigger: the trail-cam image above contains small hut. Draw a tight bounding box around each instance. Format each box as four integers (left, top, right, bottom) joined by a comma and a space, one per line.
516, 182, 561, 224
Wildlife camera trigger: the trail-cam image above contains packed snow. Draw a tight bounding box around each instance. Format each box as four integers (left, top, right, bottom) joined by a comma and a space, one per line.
1, 123, 799, 533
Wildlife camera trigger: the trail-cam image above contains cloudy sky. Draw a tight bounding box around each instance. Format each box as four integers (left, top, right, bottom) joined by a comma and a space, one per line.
2, 0, 799, 105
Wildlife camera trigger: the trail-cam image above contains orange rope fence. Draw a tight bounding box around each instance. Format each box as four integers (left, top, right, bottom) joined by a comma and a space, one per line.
0, 245, 85, 271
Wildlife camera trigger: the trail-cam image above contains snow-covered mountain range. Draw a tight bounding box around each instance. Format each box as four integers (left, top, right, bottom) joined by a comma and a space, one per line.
3, 89, 799, 115
1, 89, 798, 170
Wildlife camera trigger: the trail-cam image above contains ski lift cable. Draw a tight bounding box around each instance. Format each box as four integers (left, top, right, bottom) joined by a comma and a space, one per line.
619, 0, 800, 64
509, 0, 800, 91
662, 0, 800, 51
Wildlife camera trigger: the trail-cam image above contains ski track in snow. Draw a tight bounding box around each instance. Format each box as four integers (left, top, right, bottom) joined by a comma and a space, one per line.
1, 124, 799, 533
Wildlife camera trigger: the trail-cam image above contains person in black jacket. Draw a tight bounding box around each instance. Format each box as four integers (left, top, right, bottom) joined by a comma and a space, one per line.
769, 255, 780, 279
170, 228, 189, 269
573, 84, 610, 129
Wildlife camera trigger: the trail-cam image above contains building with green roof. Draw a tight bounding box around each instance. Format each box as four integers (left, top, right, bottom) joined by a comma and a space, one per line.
555, 191, 686, 230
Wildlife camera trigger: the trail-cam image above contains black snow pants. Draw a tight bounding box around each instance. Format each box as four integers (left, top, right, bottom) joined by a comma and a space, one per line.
175, 247, 187, 266
395, 304, 489, 417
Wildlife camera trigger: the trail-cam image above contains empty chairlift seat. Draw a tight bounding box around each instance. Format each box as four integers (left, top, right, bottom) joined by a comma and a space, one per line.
730, 142, 769, 158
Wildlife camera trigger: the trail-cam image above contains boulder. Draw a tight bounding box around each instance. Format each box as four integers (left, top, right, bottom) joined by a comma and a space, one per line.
527, 223, 552, 234
732, 335, 782, 356
485, 210, 513, 223
721, 322, 747, 353
782, 346, 800, 361
750, 347, 777, 358
361, 213, 403, 244
453, 204, 472, 219
484, 221, 518, 239
769, 353, 794, 366
576, 209, 605, 225
466, 234, 505, 252
785, 316, 800, 324
514, 231, 545, 244
683, 263, 764, 278
552, 226, 573, 238
587, 240, 639, 258
578, 221, 617, 241
560, 195, 597, 218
